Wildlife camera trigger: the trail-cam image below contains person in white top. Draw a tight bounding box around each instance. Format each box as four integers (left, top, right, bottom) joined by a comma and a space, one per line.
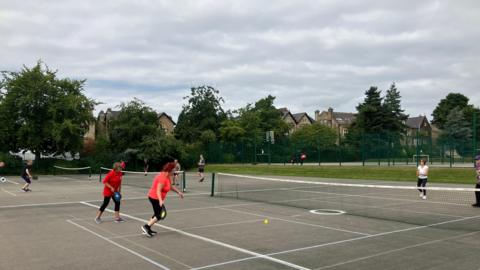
416, 159, 429, 200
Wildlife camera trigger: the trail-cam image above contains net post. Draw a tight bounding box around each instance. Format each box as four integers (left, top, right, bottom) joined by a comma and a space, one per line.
99, 168, 102, 182
210, 172, 215, 197
182, 171, 186, 193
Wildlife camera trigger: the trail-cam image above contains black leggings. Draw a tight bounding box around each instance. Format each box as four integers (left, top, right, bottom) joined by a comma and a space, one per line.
149, 197, 163, 220
99, 196, 120, 212
417, 178, 427, 195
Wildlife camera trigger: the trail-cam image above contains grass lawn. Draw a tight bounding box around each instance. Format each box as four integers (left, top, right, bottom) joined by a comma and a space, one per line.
205, 164, 477, 185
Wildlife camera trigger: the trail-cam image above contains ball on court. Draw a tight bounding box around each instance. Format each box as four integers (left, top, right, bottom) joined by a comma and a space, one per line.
263, 219, 269, 224
0, 177, 6, 183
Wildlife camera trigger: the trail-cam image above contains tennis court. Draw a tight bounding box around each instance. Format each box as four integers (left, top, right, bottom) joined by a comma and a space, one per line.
1, 170, 480, 270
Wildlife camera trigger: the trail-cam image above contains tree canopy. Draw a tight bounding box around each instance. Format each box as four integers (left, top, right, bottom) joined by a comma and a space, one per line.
0, 61, 96, 159
175, 86, 226, 143
432, 93, 471, 129
109, 98, 160, 151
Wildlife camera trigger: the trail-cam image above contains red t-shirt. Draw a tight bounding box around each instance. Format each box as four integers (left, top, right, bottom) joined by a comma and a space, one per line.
148, 172, 171, 200
121, 161, 126, 169
102, 170, 122, 197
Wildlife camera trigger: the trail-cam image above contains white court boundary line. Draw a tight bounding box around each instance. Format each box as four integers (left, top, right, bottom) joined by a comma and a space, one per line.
315, 231, 480, 270
67, 219, 170, 270
80, 201, 310, 270
1, 187, 17, 196
191, 214, 480, 270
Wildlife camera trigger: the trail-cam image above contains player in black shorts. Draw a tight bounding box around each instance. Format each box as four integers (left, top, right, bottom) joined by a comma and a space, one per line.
21, 160, 33, 192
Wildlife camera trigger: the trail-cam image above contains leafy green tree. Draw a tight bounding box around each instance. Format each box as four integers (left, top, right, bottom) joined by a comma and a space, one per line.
290, 123, 337, 149
139, 131, 185, 169
382, 83, 408, 134
439, 107, 472, 156
0, 61, 96, 160
432, 93, 470, 129
109, 98, 159, 151
219, 120, 246, 142
175, 86, 226, 143
236, 95, 289, 140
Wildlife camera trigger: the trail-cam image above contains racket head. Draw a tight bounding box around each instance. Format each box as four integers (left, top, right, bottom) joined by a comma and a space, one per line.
159, 204, 167, 220
113, 191, 122, 202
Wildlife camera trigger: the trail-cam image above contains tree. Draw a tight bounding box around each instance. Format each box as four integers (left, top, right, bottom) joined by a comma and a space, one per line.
290, 123, 337, 150
432, 93, 470, 129
382, 83, 408, 134
352, 86, 385, 134
439, 107, 472, 156
219, 120, 246, 142
236, 95, 289, 140
109, 98, 159, 151
175, 86, 226, 143
139, 131, 185, 169
0, 61, 96, 160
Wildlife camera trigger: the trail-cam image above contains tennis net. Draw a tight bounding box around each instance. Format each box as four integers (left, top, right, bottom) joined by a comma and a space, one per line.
214, 173, 480, 231
99, 167, 186, 191
53, 166, 92, 179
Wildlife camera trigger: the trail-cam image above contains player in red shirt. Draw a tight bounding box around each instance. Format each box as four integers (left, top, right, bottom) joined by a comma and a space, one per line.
142, 157, 184, 237
95, 162, 125, 223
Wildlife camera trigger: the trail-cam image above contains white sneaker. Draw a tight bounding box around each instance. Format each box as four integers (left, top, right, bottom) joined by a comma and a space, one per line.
422, 195, 427, 200
419, 192, 423, 198
94, 217, 101, 224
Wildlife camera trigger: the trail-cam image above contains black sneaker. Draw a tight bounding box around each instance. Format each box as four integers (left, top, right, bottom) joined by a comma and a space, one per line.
199, 177, 204, 182
472, 203, 480, 207
141, 225, 153, 237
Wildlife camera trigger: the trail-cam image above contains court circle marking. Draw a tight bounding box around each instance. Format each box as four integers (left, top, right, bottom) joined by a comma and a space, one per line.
309, 209, 346, 215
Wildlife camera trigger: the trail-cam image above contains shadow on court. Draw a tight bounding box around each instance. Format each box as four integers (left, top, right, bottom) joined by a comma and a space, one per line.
1, 173, 480, 270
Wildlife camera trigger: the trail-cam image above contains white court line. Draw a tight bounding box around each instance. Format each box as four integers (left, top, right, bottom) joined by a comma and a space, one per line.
220, 207, 370, 236
67, 219, 171, 270
314, 231, 480, 270
1, 188, 17, 196
6, 180, 19, 185
80, 201, 310, 270
192, 214, 480, 269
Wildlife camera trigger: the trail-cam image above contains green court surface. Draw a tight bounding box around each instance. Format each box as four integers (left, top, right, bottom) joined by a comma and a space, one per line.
1, 172, 480, 270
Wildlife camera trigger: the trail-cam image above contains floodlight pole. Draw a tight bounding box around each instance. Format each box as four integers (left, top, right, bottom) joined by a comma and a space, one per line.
416, 129, 420, 167
474, 111, 477, 166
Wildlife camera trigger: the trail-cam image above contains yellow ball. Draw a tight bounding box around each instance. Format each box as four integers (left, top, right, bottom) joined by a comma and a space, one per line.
263, 219, 269, 224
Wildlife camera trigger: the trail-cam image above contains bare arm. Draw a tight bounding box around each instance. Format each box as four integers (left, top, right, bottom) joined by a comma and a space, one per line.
171, 185, 184, 199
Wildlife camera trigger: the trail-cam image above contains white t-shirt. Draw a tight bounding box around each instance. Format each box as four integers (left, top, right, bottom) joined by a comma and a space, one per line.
417, 165, 428, 179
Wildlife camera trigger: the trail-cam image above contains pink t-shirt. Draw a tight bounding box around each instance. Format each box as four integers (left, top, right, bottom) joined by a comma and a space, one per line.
148, 172, 171, 200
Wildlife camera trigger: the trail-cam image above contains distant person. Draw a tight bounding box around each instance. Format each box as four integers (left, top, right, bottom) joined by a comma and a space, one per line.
95, 162, 125, 224
290, 155, 295, 165
173, 159, 181, 186
472, 155, 480, 207
416, 159, 429, 200
300, 152, 307, 165
141, 157, 184, 237
143, 159, 149, 176
21, 160, 33, 192
198, 154, 205, 182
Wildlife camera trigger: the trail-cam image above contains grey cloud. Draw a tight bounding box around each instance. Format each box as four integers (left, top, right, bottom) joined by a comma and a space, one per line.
1, 0, 479, 122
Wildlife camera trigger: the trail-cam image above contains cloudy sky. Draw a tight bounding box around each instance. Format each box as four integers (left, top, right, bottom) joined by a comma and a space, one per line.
1, 0, 479, 121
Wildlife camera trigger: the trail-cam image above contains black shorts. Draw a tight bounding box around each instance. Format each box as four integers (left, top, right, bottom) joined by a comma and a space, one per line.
22, 175, 31, 184
173, 172, 179, 176
198, 167, 204, 173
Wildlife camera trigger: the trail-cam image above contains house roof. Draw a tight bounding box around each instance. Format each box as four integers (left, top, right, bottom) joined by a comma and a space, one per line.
158, 112, 176, 125
332, 112, 356, 124
406, 116, 427, 129
292, 112, 315, 124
